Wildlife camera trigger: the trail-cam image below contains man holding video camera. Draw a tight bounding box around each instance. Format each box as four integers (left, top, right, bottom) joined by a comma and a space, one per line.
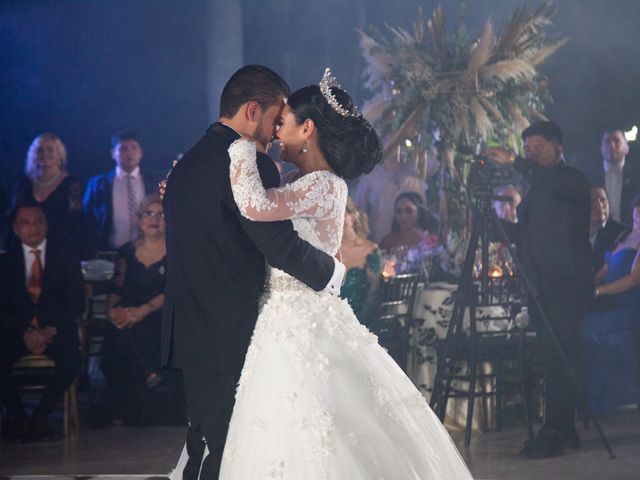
484, 121, 593, 459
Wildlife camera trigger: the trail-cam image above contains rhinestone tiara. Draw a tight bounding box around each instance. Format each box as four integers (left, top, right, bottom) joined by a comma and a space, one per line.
319, 67, 360, 118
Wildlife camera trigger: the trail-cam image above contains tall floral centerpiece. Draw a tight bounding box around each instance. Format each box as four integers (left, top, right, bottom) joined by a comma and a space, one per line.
360, 1, 566, 269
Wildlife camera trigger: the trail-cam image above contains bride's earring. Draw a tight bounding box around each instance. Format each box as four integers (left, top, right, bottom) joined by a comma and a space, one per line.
301, 140, 308, 154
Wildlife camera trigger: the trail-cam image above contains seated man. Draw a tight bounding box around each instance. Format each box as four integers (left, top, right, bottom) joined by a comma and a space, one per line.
490, 184, 522, 275
590, 185, 627, 273
0, 205, 84, 441
493, 184, 522, 223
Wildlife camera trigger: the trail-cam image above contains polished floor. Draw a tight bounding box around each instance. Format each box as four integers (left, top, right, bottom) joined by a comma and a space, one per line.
1, 408, 639, 479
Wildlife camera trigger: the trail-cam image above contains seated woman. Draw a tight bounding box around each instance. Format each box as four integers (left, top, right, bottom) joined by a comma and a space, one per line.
340, 197, 381, 329
380, 191, 439, 276
100, 194, 185, 425
380, 191, 434, 250
583, 193, 640, 412
9, 133, 90, 258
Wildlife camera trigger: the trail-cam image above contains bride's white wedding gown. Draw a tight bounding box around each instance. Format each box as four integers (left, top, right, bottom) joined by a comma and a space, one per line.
172, 139, 473, 479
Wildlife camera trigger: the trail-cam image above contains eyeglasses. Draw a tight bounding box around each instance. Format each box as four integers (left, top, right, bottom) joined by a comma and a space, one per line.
140, 210, 165, 219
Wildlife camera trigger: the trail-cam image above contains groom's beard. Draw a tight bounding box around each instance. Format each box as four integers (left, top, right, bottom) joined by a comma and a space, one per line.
251, 120, 273, 152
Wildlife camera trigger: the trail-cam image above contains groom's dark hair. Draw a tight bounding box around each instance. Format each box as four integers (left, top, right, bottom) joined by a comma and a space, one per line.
220, 65, 290, 118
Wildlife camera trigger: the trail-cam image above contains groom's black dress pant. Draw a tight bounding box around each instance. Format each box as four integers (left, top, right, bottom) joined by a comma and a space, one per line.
182, 369, 240, 480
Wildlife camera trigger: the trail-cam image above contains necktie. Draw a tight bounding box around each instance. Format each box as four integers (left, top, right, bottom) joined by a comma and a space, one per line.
28, 249, 42, 303
28, 249, 42, 329
126, 174, 138, 242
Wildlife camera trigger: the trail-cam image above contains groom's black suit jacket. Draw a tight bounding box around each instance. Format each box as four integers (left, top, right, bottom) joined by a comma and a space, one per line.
161, 123, 335, 374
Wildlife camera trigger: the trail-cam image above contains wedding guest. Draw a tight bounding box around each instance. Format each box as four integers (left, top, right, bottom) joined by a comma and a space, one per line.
493, 184, 522, 223
0, 205, 83, 441
587, 129, 640, 225
8, 133, 89, 258
340, 197, 381, 329
486, 184, 522, 276
380, 192, 436, 250
590, 185, 626, 273
583, 192, 640, 412
100, 194, 185, 426
354, 155, 425, 243
83, 131, 159, 253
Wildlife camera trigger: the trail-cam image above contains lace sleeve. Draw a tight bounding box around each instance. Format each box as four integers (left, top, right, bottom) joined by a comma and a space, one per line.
229, 138, 343, 222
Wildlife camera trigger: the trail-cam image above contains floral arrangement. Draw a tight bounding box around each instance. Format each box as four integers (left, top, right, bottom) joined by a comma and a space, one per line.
360, 0, 565, 158
359, 1, 566, 268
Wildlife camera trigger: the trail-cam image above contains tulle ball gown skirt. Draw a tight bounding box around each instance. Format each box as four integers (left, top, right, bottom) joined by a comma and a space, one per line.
216, 286, 473, 480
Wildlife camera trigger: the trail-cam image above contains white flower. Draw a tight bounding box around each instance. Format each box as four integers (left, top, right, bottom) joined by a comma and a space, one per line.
266, 459, 286, 479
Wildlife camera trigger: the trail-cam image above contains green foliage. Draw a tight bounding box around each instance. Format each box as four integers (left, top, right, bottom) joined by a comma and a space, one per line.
360, 1, 565, 156
360, 1, 565, 267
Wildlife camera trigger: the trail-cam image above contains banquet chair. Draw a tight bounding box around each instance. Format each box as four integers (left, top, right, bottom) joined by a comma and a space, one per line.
10, 354, 80, 437
82, 250, 117, 364
95, 250, 118, 263
375, 273, 422, 373
433, 276, 539, 446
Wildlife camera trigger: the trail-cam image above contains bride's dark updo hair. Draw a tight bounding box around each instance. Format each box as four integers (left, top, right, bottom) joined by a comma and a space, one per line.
287, 86, 382, 180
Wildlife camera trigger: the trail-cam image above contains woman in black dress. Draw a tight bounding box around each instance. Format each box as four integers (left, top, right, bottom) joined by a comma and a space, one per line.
9, 133, 90, 257
100, 194, 185, 425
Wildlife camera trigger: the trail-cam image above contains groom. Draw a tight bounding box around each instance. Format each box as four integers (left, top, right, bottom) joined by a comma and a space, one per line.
161, 65, 345, 479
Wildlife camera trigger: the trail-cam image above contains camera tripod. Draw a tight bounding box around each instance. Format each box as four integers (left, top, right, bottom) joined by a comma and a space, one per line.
429, 192, 615, 458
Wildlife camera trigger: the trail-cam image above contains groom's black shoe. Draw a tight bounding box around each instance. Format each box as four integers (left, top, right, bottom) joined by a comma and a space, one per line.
520, 428, 564, 459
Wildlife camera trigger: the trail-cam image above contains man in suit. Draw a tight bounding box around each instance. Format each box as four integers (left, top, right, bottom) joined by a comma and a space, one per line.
590, 185, 627, 273
83, 131, 158, 253
485, 121, 594, 459
161, 65, 344, 479
0, 205, 84, 441
587, 129, 640, 225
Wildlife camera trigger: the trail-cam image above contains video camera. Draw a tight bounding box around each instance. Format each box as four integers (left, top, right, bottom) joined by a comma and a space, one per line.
466, 156, 513, 201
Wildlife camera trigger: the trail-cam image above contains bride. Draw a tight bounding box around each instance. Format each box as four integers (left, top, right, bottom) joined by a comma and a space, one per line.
175, 69, 473, 479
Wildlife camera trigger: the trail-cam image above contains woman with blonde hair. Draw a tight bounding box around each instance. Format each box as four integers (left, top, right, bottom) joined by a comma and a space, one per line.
340, 197, 382, 328
10, 133, 89, 257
